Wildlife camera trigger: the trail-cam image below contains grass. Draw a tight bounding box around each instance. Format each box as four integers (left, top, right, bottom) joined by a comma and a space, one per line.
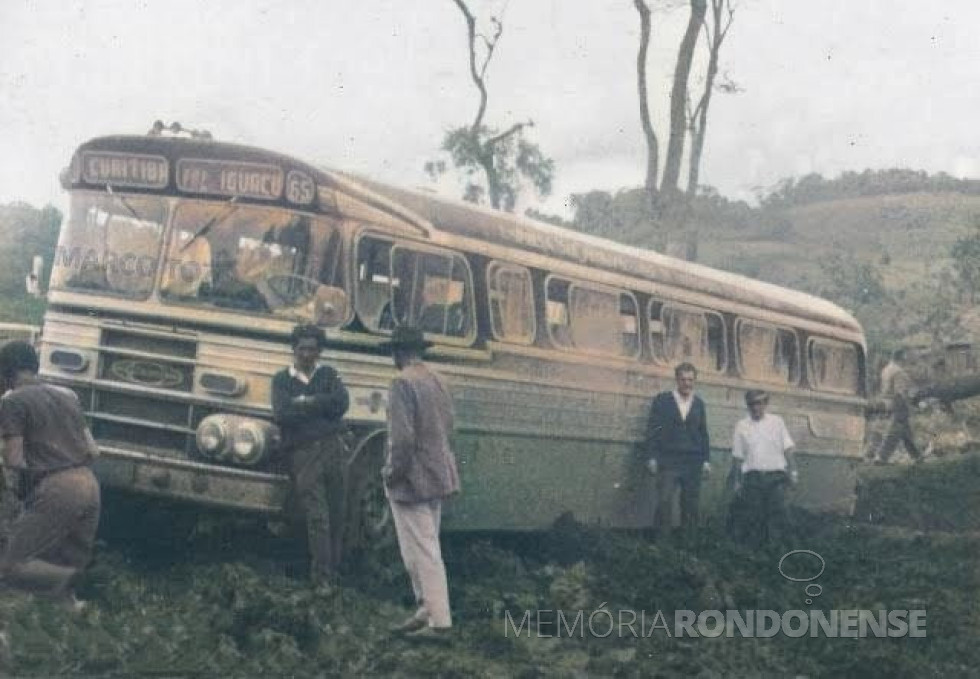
1, 456, 978, 677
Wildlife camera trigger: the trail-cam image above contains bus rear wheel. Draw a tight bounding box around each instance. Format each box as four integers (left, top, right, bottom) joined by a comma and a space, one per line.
343, 432, 397, 565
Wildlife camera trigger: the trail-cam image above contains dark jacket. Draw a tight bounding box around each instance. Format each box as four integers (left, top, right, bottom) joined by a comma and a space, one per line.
384, 362, 459, 503
642, 391, 710, 465
271, 365, 349, 450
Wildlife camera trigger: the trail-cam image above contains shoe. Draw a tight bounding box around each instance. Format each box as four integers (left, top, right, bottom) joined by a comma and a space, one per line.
389, 614, 428, 634
404, 625, 452, 642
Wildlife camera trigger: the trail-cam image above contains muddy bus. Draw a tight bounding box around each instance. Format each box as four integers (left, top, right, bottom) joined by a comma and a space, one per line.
36, 128, 867, 546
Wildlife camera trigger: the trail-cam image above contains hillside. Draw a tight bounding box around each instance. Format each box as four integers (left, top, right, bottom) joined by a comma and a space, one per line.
698, 191, 979, 292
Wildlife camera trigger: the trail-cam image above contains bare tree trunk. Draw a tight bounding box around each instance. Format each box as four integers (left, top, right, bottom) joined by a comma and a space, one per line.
633, 0, 659, 197
452, 0, 503, 208
661, 0, 707, 195
687, 0, 733, 196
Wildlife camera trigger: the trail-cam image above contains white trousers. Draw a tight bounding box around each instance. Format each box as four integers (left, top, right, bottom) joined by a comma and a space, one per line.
389, 498, 452, 628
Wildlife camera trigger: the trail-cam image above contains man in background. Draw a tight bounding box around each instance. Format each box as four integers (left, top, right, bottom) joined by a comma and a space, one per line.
729, 390, 797, 545
874, 349, 922, 464
382, 326, 459, 640
272, 324, 350, 584
643, 362, 711, 538
0, 340, 100, 605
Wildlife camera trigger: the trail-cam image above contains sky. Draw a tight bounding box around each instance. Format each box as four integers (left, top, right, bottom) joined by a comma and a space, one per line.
1, 0, 978, 217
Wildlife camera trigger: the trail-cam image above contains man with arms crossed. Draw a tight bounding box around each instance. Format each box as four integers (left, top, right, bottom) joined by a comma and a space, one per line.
643, 362, 711, 538
382, 326, 460, 640
0, 341, 100, 604
272, 324, 350, 584
729, 389, 797, 545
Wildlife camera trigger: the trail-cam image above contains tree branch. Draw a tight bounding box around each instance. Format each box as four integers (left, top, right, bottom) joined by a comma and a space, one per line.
486, 120, 532, 148
452, 0, 489, 131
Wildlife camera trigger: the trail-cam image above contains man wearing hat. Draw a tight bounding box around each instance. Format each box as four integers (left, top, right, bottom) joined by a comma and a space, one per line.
729, 389, 797, 545
381, 326, 459, 640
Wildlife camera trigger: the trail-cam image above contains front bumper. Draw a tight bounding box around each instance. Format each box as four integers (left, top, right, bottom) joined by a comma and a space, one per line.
94, 445, 290, 514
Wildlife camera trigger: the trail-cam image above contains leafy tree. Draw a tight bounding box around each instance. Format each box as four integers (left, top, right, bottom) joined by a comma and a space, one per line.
425, 0, 555, 212
631, 0, 737, 259
0, 202, 61, 323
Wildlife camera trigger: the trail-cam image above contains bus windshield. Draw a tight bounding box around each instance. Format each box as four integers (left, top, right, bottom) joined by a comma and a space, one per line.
51, 193, 167, 298
160, 201, 346, 324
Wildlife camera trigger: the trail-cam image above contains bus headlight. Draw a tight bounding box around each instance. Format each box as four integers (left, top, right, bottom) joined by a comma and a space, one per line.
196, 415, 278, 466
232, 422, 266, 465
196, 416, 230, 457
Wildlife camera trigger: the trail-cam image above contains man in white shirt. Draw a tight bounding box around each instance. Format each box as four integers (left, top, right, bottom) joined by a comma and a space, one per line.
873, 349, 922, 464
729, 390, 797, 545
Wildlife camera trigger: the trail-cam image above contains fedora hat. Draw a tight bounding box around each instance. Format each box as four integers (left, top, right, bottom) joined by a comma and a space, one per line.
379, 325, 433, 353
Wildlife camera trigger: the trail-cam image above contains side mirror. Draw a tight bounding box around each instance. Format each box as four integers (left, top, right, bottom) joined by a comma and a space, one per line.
25, 255, 44, 297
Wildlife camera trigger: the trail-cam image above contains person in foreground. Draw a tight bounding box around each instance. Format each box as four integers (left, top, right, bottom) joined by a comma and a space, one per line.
729, 389, 797, 545
382, 326, 460, 641
271, 324, 350, 584
643, 362, 711, 538
0, 341, 100, 606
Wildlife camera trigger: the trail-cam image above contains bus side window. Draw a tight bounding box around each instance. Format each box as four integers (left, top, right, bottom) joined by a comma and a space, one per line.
355, 236, 394, 331
391, 246, 474, 340
662, 305, 726, 373
545, 277, 573, 348
736, 320, 800, 384
620, 294, 639, 357
808, 338, 860, 394
487, 262, 535, 344
648, 300, 666, 363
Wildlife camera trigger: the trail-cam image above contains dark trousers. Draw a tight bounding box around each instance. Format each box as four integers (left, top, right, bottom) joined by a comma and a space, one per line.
1, 466, 100, 595
654, 460, 702, 535
731, 471, 789, 546
289, 434, 347, 583
875, 397, 921, 462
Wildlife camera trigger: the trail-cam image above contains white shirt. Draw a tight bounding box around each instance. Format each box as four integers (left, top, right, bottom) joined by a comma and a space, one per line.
289, 364, 323, 386
879, 361, 913, 398
731, 413, 795, 472
672, 390, 694, 421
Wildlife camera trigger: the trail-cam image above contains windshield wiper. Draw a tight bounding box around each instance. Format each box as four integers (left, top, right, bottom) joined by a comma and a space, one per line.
181, 197, 239, 252
106, 184, 141, 221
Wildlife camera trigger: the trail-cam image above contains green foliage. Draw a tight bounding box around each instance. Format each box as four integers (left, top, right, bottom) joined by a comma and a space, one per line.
2, 465, 980, 677
950, 219, 980, 302
0, 202, 61, 324
429, 124, 555, 212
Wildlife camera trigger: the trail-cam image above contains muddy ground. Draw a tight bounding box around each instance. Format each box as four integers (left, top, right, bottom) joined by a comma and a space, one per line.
1, 454, 978, 678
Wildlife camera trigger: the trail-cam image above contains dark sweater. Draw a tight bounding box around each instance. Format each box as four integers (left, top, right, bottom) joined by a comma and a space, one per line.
271, 365, 350, 449
642, 391, 710, 465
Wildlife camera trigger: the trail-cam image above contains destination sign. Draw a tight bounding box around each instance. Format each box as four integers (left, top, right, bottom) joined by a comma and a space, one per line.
177, 158, 283, 200
81, 152, 169, 188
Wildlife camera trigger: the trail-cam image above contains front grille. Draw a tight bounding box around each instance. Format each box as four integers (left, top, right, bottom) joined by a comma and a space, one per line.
94, 420, 190, 458
100, 353, 195, 392
103, 328, 197, 357
86, 327, 204, 460
97, 391, 191, 427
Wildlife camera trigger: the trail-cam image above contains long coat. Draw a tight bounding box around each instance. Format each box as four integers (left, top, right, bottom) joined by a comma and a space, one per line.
384, 362, 460, 503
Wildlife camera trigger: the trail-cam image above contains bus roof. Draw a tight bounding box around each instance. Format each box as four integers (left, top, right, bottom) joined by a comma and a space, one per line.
69, 134, 862, 335
332, 173, 863, 334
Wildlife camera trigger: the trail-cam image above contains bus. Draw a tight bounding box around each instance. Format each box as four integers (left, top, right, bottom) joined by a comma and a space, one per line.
38, 126, 867, 548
